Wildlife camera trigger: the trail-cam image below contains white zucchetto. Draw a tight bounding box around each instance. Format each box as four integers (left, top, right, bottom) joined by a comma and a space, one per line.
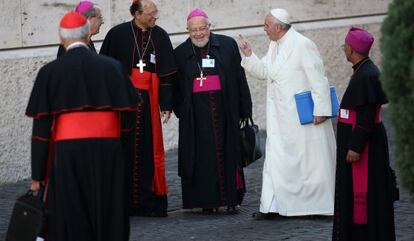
270, 8, 290, 24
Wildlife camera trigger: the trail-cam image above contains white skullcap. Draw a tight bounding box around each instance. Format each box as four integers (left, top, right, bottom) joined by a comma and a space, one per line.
270, 8, 290, 24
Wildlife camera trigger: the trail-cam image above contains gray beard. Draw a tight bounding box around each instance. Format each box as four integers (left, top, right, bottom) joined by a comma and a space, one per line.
191, 39, 208, 48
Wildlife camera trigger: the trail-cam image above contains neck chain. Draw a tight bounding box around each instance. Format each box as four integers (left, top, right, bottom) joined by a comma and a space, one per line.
130, 21, 152, 62
351, 58, 369, 78
191, 41, 211, 87
191, 41, 211, 75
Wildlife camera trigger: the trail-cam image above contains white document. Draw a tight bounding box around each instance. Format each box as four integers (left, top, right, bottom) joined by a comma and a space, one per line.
340, 109, 349, 119
150, 54, 156, 64
202, 58, 215, 68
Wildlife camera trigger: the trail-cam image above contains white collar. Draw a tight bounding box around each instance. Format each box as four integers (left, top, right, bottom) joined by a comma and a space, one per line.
275, 28, 294, 45
66, 41, 89, 51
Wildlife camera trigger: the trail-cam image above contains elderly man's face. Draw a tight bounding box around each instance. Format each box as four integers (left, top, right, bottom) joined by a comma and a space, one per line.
342, 43, 353, 62
135, 0, 159, 28
187, 16, 210, 48
88, 8, 103, 36
264, 13, 280, 41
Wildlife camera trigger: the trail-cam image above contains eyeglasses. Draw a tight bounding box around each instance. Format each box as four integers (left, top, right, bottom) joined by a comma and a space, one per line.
141, 10, 159, 18
188, 25, 210, 34
341, 44, 346, 51
91, 14, 103, 21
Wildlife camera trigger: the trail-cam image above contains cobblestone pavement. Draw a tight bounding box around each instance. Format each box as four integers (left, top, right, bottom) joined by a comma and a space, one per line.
1, 113, 413, 240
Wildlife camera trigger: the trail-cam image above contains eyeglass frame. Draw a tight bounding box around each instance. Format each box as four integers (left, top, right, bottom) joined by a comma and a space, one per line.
187, 24, 211, 34
140, 10, 159, 18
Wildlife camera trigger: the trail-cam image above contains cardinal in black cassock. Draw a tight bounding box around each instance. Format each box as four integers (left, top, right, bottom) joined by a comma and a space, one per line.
27, 12, 139, 241
332, 27, 397, 241
100, 0, 176, 217
173, 9, 252, 213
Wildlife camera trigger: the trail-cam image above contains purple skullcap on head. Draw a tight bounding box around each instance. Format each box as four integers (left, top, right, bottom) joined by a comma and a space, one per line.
74, 1, 94, 15
187, 8, 208, 21
345, 27, 374, 54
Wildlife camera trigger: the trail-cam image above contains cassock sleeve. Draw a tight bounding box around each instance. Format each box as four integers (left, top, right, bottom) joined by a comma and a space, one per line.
155, 28, 177, 77
240, 42, 271, 80
172, 78, 183, 119
347, 104, 377, 154
300, 39, 331, 117
99, 29, 112, 56
31, 115, 53, 181
159, 73, 176, 112
172, 51, 184, 118
156, 28, 177, 112
100, 28, 118, 60
233, 40, 252, 118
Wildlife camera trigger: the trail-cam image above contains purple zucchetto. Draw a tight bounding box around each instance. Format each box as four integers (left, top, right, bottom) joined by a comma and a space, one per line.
345, 27, 374, 54
187, 8, 208, 21
74, 1, 94, 15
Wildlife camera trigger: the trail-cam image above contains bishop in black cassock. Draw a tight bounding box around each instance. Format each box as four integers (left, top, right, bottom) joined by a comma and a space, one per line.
333, 27, 397, 241
173, 9, 252, 213
100, 0, 176, 217
27, 12, 139, 241
56, 1, 102, 57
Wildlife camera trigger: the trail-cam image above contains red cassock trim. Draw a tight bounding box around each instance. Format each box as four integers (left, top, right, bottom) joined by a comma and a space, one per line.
29, 105, 135, 119
129, 69, 168, 195
54, 111, 120, 141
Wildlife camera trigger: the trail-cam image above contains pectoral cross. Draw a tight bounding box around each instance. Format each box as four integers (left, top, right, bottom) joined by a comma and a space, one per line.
136, 59, 146, 73
197, 71, 207, 87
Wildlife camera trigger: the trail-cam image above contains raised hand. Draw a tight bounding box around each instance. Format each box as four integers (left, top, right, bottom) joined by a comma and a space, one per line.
238, 34, 252, 57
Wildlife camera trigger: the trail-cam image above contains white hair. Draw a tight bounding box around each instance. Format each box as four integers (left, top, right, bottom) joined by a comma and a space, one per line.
272, 17, 290, 30
81, 5, 100, 18
59, 21, 90, 41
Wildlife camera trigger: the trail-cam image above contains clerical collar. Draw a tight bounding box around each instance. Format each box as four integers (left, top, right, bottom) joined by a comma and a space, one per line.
352, 57, 370, 72
66, 42, 89, 51
132, 20, 152, 32
192, 40, 211, 58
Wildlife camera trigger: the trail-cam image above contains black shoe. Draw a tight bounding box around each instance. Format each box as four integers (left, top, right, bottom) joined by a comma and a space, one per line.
252, 211, 271, 220
202, 208, 218, 214
226, 205, 239, 214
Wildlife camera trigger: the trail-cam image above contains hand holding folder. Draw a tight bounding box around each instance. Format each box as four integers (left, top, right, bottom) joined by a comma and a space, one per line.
294, 86, 339, 125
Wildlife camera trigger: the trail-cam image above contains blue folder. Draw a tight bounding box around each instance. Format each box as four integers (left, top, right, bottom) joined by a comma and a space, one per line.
294, 86, 339, 125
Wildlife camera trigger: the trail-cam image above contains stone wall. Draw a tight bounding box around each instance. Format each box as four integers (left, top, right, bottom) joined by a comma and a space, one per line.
0, 0, 391, 183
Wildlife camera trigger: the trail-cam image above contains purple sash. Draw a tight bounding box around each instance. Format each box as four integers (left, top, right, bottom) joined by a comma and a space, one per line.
338, 106, 381, 224
193, 75, 222, 93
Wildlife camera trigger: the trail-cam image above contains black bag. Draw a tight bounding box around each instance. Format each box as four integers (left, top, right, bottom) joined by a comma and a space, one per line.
6, 189, 47, 241
240, 118, 263, 167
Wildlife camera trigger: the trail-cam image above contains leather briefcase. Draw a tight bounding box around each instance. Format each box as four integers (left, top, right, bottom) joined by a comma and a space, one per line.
6, 189, 47, 241
240, 118, 263, 167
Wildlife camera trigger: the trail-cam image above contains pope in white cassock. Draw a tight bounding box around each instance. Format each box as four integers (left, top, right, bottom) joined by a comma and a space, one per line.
239, 8, 336, 219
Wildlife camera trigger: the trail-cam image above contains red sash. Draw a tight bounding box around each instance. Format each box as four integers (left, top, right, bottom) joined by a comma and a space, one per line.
43, 111, 120, 202
338, 107, 381, 224
54, 112, 120, 141
129, 69, 167, 195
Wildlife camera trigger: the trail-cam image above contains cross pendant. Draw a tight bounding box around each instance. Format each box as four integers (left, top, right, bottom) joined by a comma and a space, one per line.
196, 72, 207, 87
136, 59, 146, 73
